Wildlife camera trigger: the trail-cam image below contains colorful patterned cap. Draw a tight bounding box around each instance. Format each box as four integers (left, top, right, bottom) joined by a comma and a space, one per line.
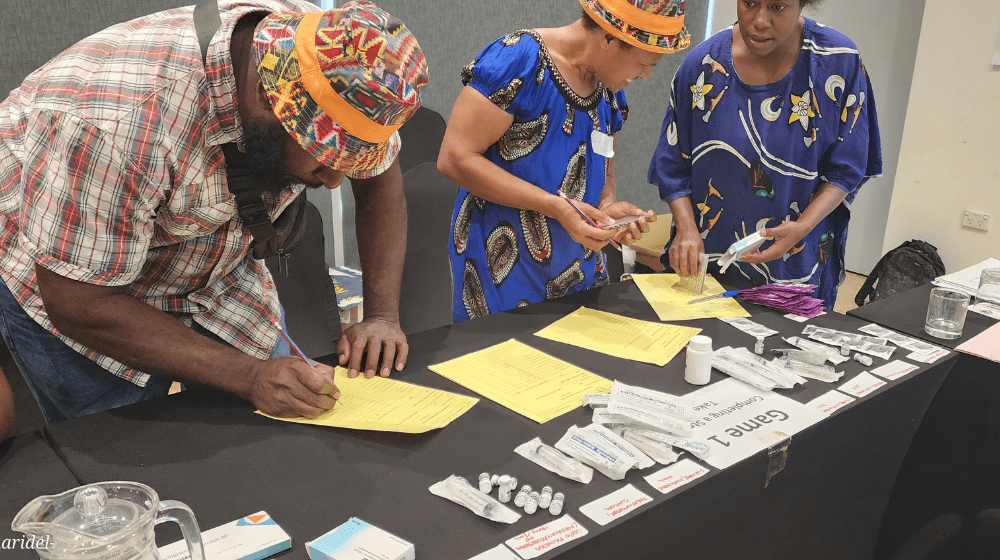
253, 1, 428, 179
580, 0, 690, 53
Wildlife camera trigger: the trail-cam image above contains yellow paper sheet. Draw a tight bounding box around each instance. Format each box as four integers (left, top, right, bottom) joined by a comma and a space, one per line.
534, 307, 701, 366
632, 273, 750, 321
428, 339, 612, 424
257, 368, 478, 433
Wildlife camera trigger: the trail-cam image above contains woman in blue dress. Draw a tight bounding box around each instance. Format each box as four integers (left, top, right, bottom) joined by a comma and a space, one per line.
438, 0, 689, 322
648, 0, 881, 308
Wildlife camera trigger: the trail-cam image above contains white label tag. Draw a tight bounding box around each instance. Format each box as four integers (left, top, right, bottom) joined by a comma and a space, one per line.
591, 130, 615, 158
838, 371, 887, 399
505, 515, 588, 559
643, 459, 710, 495
578, 484, 653, 526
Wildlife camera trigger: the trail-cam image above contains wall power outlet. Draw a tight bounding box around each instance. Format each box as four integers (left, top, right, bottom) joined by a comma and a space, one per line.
962, 210, 991, 232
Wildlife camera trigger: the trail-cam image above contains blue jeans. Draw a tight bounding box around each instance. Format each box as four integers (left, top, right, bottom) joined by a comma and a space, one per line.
0, 280, 289, 423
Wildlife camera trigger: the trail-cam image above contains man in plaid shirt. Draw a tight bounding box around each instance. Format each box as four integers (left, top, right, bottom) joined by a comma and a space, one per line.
0, 0, 427, 421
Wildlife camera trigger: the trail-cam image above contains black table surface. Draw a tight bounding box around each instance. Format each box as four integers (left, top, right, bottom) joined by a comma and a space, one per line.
849, 283, 1000, 559
1, 432, 82, 560
40, 281, 956, 560
848, 283, 996, 349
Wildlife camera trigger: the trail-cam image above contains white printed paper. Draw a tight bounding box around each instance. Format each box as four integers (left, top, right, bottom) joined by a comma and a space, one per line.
643, 459, 710, 495
907, 349, 948, 364
578, 484, 653, 527
838, 372, 887, 399
505, 515, 588, 560
870, 359, 918, 381
468, 544, 520, 560
806, 390, 856, 416
685, 378, 827, 470
784, 311, 825, 323
858, 323, 944, 356
719, 317, 779, 338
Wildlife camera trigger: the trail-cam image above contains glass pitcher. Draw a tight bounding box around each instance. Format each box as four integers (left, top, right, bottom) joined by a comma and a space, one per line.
11, 481, 205, 560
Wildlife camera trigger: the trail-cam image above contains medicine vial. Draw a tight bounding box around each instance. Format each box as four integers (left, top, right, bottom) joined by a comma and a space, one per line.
538, 486, 553, 509
497, 475, 511, 502
548, 492, 565, 516
840, 343, 850, 356
754, 336, 764, 355
685, 335, 713, 385
507, 476, 518, 492
524, 491, 540, 514
478, 472, 492, 493
854, 353, 873, 366
490, 474, 500, 487
514, 484, 532, 507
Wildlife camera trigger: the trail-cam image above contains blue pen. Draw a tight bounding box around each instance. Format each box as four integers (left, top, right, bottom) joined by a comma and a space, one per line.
270, 319, 315, 367
688, 290, 739, 304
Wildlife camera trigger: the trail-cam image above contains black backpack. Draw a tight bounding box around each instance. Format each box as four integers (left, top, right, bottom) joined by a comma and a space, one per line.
855, 240, 946, 306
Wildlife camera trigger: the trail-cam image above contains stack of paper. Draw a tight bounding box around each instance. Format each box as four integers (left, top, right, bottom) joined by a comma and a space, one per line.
956, 322, 1000, 363
428, 339, 612, 423
534, 307, 701, 366
258, 368, 478, 433
932, 258, 1000, 296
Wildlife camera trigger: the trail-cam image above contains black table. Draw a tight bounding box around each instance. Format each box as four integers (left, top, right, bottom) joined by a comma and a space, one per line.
41, 281, 956, 560
849, 284, 1000, 560
0, 432, 82, 560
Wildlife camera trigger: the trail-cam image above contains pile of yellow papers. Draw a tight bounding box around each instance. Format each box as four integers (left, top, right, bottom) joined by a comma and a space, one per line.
535, 307, 701, 366
258, 367, 478, 433
632, 273, 750, 321
428, 339, 612, 424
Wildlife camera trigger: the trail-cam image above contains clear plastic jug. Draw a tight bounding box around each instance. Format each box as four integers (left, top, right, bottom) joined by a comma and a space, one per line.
11, 481, 205, 560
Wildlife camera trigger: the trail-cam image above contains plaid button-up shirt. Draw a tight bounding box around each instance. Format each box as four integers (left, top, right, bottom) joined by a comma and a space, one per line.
0, 0, 319, 386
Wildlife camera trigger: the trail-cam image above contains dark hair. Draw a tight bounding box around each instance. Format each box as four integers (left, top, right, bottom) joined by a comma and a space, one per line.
580, 7, 632, 48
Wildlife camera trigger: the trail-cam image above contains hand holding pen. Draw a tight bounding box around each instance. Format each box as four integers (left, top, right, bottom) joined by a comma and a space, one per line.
556, 190, 623, 250
251, 319, 340, 419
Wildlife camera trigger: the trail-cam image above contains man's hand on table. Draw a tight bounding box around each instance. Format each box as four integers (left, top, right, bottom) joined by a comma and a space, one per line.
338, 317, 409, 378
249, 356, 340, 418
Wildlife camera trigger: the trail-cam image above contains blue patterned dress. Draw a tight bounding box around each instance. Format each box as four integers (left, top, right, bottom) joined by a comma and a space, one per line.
648, 18, 882, 308
449, 30, 628, 322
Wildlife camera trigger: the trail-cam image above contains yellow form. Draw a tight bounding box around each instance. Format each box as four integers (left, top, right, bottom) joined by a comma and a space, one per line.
535, 307, 701, 366
632, 274, 751, 321
428, 339, 612, 424
258, 367, 478, 433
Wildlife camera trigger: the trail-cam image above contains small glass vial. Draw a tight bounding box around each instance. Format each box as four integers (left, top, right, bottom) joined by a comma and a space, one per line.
497, 475, 511, 503
507, 476, 518, 492
524, 491, 540, 514
478, 472, 492, 493
685, 335, 713, 385
853, 353, 873, 366
538, 485, 553, 509
548, 492, 565, 515
840, 343, 850, 356
490, 474, 500, 487
754, 335, 764, 355
514, 484, 532, 507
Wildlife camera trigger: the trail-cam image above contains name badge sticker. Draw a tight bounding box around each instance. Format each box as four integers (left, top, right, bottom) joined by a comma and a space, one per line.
591, 130, 615, 158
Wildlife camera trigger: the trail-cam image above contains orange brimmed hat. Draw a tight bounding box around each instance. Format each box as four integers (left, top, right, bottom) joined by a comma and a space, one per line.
580, 0, 690, 53
253, 1, 428, 179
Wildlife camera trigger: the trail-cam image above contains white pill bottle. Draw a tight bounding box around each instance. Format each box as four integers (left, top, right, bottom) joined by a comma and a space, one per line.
685, 335, 713, 385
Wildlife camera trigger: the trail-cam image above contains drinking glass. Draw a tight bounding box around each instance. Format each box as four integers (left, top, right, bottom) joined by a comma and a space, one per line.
925, 288, 970, 339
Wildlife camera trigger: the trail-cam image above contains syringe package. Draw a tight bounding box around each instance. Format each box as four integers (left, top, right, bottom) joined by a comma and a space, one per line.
514, 437, 594, 483
429, 475, 521, 524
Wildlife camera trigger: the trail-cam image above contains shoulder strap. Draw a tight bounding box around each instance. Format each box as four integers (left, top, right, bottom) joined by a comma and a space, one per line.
193, 0, 221, 64
193, 1, 285, 260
